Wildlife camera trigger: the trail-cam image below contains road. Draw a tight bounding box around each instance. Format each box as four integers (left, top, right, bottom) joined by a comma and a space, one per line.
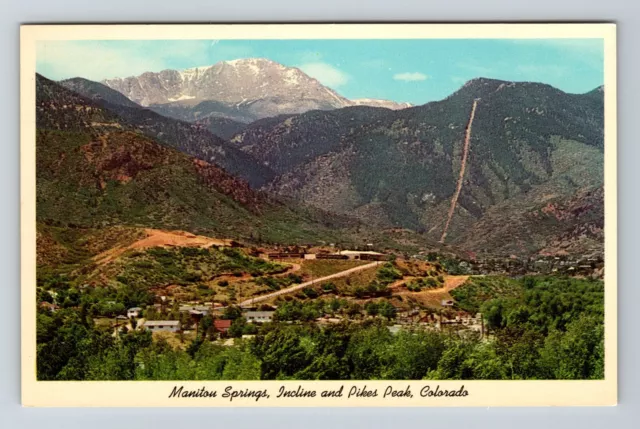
237, 261, 382, 307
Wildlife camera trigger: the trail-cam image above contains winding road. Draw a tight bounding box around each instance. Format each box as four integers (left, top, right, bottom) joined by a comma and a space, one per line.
237, 261, 382, 307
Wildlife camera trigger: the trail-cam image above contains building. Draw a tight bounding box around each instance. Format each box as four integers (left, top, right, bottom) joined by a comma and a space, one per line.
214, 319, 232, 334
127, 307, 142, 318
142, 320, 181, 332
440, 300, 454, 307
315, 253, 349, 260
266, 252, 304, 260
338, 250, 386, 261
316, 316, 342, 325
244, 311, 274, 323
179, 305, 211, 316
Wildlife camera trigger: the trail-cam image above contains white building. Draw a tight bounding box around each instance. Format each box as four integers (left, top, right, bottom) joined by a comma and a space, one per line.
127, 307, 142, 318
142, 320, 181, 333
179, 305, 211, 316
244, 311, 274, 323
338, 250, 386, 261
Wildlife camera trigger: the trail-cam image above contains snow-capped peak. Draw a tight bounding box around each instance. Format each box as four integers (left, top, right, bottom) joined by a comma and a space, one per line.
101, 58, 410, 116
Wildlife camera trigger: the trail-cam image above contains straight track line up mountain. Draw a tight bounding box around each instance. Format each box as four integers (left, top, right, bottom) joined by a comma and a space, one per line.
440, 98, 479, 243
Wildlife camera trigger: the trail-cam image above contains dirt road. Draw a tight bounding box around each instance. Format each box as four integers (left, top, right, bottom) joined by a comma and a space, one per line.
237, 261, 382, 307
393, 275, 470, 308
93, 229, 232, 266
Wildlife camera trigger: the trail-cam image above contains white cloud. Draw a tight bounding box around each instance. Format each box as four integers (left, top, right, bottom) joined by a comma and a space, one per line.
297, 62, 349, 87
35, 40, 253, 81
393, 72, 428, 82
37, 41, 166, 81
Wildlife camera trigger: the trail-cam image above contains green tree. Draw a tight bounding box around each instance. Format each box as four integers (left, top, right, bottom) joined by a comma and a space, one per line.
228, 317, 248, 338
378, 301, 397, 320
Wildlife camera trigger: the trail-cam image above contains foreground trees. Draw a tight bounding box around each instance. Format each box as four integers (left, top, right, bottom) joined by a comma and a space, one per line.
36, 275, 605, 381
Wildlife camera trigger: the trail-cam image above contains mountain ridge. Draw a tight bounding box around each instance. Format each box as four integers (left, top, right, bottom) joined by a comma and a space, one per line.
57, 75, 275, 187
43, 72, 605, 257
36, 73, 369, 246
235, 77, 604, 256
100, 58, 413, 122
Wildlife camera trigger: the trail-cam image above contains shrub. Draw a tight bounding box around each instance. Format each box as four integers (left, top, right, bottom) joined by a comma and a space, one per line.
322, 282, 337, 293
302, 288, 318, 299
183, 272, 202, 282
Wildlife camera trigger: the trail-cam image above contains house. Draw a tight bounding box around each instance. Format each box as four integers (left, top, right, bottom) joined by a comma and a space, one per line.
316, 317, 342, 325
127, 307, 142, 318
419, 314, 437, 325
214, 319, 232, 333
315, 253, 349, 260
267, 252, 304, 260
244, 311, 274, 323
338, 250, 386, 261
440, 300, 454, 307
142, 320, 181, 332
179, 305, 210, 316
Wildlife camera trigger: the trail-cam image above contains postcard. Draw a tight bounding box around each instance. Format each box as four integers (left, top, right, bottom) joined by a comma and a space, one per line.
20, 23, 617, 407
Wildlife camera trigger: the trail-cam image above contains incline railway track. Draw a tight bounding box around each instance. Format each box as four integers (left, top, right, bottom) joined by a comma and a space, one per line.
439, 98, 480, 244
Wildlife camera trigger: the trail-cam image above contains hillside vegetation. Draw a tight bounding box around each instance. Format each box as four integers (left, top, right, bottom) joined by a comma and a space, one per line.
232, 78, 603, 256
37, 74, 366, 247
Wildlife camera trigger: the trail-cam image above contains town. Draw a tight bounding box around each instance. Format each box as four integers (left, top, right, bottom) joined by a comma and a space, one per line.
38, 237, 601, 350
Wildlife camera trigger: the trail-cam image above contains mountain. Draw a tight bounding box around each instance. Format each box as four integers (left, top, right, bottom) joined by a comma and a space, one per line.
58, 77, 141, 108
102, 58, 351, 122
231, 106, 395, 172
41, 72, 605, 257
58, 77, 274, 187
101, 58, 412, 123
235, 78, 604, 256
36, 74, 359, 245
193, 116, 247, 140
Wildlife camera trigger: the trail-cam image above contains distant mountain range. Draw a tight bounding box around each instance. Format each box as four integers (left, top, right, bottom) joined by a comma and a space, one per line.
41, 68, 605, 258
101, 58, 412, 123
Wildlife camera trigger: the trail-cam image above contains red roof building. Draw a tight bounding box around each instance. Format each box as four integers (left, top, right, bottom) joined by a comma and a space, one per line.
214, 319, 232, 333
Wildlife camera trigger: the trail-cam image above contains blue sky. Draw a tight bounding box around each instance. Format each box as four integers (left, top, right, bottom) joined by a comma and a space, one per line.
36, 39, 604, 105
